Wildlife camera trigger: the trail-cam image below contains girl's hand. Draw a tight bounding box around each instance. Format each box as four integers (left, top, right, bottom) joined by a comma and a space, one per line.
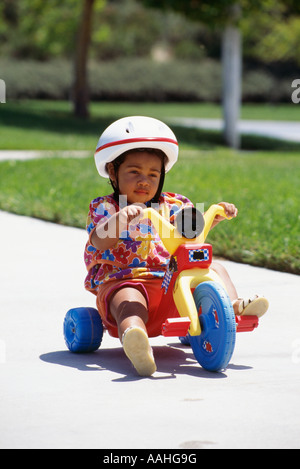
218, 202, 238, 219
212, 202, 238, 228
118, 204, 144, 228
92, 204, 145, 251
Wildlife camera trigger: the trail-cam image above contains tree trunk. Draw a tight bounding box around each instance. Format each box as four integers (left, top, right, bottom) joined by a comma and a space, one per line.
222, 20, 242, 149
73, 0, 95, 118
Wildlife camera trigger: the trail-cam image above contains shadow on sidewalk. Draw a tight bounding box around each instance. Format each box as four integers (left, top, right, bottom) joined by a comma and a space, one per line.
40, 342, 244, 381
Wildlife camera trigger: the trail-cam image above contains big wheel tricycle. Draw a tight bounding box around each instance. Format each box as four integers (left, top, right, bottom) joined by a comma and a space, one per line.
63, 204, 260, 372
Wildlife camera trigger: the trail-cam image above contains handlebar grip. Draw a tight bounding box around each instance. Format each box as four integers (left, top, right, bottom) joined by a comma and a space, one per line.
143, 204, 232, 252
215, 205, 233, 220
202, 204, 232, 240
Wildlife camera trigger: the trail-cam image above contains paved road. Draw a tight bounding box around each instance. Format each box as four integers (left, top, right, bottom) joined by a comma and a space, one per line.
0, 150, 90, 161
1, 211, 299, 449
171, 118, 300, 142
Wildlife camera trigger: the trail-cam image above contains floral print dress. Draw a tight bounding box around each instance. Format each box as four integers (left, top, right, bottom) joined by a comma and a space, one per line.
84, 192, 193, 294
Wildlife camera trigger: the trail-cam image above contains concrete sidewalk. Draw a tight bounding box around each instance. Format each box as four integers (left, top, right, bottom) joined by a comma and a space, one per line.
171, 118, 300, 142
172, 117, 300, 142
1, 211, 300, 449
0, 150, 90, 161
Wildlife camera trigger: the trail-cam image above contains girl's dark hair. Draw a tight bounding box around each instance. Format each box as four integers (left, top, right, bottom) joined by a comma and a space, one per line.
108, 148, 167, 205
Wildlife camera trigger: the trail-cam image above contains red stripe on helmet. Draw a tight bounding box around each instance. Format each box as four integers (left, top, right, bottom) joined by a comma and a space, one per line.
95, 137, 178, 153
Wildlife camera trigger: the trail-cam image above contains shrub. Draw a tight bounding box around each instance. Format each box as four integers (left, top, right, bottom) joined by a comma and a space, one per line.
1, 59, 72, 100
0, 58, 295, 103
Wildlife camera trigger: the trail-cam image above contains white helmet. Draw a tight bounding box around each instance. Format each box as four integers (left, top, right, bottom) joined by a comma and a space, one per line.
94, 116, 178, 178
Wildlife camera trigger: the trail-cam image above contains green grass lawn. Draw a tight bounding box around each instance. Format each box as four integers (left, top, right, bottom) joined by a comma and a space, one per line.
1, 100, 300, 151
0, 150, 299, 274
0, 100, 299, 274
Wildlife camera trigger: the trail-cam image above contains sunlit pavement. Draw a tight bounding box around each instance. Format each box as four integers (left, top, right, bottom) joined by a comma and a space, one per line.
1, 211, 299, 449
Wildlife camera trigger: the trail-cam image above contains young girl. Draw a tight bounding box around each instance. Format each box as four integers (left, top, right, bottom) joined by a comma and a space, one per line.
84, 116, 268, 376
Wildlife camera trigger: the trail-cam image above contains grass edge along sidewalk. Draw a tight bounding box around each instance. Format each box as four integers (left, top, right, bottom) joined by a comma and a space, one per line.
0, 148, 298, 275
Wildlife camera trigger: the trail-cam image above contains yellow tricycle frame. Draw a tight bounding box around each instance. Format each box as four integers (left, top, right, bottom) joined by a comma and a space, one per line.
143, 204, 231, 337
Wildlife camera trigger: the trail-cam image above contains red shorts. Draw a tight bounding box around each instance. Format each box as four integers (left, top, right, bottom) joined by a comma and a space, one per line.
96, 278, 168, 338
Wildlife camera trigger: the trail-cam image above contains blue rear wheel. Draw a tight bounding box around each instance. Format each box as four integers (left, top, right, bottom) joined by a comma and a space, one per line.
189, 281, 236, 372
63, 307, 103, 353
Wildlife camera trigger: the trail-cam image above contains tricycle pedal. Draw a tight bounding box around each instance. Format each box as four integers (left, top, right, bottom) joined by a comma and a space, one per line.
235, 315, 259, 333
162, 317, 191, 337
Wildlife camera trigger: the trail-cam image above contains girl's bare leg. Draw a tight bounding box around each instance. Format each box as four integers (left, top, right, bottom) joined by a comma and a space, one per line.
210, 261, 269, 317
109, 286, 148, 340
211, 261, 238, 302
211, 261, 241, 315
108, 286, 156, 376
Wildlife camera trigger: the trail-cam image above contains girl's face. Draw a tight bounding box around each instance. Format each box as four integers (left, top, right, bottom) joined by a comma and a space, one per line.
108, 151, 162, 204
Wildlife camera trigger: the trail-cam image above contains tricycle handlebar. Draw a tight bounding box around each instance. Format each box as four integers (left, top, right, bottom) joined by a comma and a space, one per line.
143, 204, 231, 255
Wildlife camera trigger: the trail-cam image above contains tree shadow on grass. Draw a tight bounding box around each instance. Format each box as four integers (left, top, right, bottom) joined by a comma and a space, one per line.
0, 104, 112, 137
3, 103, 299, 152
